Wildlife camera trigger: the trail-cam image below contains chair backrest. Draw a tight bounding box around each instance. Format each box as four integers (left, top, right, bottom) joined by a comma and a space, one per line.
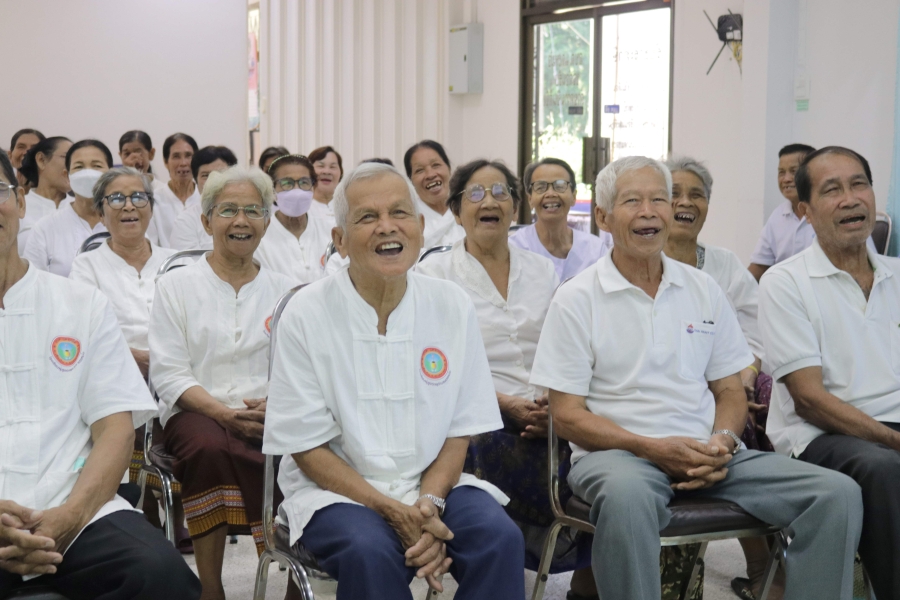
262, 284, 308, 552
508, 223, 526, 236
873, 212, 892, 255
417, 245, 453, 264
156, 249, 207, 279
324, 241, 338, 262
77, 231, 111, 255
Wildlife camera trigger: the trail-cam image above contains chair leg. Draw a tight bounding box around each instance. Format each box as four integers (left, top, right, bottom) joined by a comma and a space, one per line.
531, 520, 564, 600
679, 542, 708, 600
285, 559, 317, 600
757, 533, 787, 600
862, 562, 875, 600
253, 552, 273, 600
136, 468, 147, 509
158, 471, 176, 544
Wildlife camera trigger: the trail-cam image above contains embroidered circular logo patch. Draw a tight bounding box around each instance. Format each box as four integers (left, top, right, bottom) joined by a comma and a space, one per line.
421, 348, 449, 382
264, 316, 273, 337
51, 337, 81, 369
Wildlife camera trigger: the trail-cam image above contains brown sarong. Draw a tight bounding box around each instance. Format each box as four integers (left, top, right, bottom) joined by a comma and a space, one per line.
165, 411, 277, 554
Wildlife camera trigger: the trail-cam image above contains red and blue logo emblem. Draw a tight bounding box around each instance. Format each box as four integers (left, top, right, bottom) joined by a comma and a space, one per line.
421, 348, 449, 383
51, 337, 81, 370
264, 316, 273, 337
686, 324, 695, 334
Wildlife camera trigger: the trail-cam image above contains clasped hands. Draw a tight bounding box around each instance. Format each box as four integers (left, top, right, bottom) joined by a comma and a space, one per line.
0, 500, 85, 576
650, 435, 735, 491
221, 398, 267, 445
383, 497, 454, 592
501, 393, 550, 439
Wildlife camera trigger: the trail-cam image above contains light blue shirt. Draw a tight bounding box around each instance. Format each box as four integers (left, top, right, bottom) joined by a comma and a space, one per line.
509, 223, 612, 282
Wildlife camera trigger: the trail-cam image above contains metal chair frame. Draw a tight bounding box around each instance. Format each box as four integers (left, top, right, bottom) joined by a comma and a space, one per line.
875, 211, 892, 255
417, 245, 452, 264
530, 418, 787, 600
77, 231, 111, 255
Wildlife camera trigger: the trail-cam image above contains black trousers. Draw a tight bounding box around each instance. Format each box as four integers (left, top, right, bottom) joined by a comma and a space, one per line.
799, 421, 900, 600
0, 510, 200, 600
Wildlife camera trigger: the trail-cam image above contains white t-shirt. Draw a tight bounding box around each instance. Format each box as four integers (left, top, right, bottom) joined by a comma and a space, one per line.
699, 243, 764, 359
167, 203, 212, 251
19, 191, 61, 254
417, 198, 465, 249
69, 240, 177, 351
149, 256, 295, 426
0, 265, 156, 519
23, 202, 107, 278
151, 183, 201, 249
759, 241, 900, 457
417, 240, 559, 400
530, 253, 753, 463
509, 223, 612, 282
308, 199, 336, 231
255, 214, 331, 284
263, 269, 507, 544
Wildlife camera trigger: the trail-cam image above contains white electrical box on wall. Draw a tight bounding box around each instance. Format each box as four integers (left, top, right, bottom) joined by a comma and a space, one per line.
449, 23, 483, 94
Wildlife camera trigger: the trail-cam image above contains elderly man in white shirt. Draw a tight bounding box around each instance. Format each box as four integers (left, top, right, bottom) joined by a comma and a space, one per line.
264, 162, 524, 600
531, 156, 863, 600
0, 153, 200, 599
150, 165, 294, 600
759, 146, 900, 600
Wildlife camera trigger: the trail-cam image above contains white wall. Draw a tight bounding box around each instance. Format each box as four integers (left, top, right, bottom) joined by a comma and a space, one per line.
0, 0, 248, 179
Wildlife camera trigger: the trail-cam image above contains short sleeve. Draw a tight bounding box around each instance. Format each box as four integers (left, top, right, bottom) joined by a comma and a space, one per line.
79, 292, 156, 428
749, 218, 776, 266
704, 281, 755, 381
263, 296, 341, 455
23, 222, 50, 272
723, 253, 764, 359
68, 254, 97, 287
758, 268, 822, 382
529, 287, 595, 396
148, 277, 201, 415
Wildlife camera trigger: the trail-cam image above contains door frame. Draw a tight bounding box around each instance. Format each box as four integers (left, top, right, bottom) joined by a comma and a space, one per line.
517, 0, 676, 226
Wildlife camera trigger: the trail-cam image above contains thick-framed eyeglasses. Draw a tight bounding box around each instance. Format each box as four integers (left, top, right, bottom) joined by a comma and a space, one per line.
529, 179, 572, 195
275, 177, 313, 191
213, 203, 269, 219
462, 183, 511, 203
0, 181, 20, 202
104, 192, 152, 209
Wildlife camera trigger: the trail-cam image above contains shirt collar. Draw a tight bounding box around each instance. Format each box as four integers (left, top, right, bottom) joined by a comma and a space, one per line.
806, 239, 892, 283
595, 251, 684, 294
336, 267, 415, 334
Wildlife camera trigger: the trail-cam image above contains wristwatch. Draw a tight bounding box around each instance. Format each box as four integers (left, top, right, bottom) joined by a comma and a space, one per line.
711, 429, 742, 453
418, 494, 446, 516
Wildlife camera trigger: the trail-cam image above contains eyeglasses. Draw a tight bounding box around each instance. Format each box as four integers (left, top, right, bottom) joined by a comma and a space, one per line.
104, 192, 152, 209
461, 183, 511, 203
0, 181, 19, 202
528, 179, 572, 195
212, 203, 269, 219
275, 177, 313, 191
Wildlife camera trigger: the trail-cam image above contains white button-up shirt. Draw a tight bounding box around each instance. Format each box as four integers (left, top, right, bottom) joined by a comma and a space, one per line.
19, 191, 62, 254
263, 269, 507, 544
255, 215, 331, 284
23, 202, 107, 277
0, 265, 156, 517
530, 253, 753, 463
151, 184, 201, 249
168, 203, 212, 251
509, 223, 612, 282
69, 241, 177, 351
417, 241, 559, 400
700, 243, 764, 359
308, 200, 336, 231
149, 256, 295, 426
417, 199, 466, 249
759, 241, 900, 457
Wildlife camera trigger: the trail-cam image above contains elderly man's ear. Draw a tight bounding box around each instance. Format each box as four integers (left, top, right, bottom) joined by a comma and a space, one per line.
594, 204, 612, 233
332, 226, 348, 259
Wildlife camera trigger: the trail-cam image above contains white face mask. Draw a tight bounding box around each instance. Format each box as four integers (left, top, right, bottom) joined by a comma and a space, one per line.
69, 169, 104, 198
276, 188, 314, 218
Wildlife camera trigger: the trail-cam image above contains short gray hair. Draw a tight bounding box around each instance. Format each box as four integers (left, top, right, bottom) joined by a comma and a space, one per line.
332, 162, 420, 229
93, 167, 153, 214
595, 156, 673, 212
664, 156, 713, 201
202, 165, 275, 218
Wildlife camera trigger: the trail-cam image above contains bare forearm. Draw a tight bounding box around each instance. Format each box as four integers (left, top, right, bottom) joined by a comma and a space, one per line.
293, 445, 398, 517
711, 377, 749, 434
748, 263, 769, 282
175, 385, 231, 425
419, 437, 468, 499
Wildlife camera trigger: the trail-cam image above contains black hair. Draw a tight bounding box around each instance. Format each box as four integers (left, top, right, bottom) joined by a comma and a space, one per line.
361, 157, 394, 166
191, 145, 238, 180
267, 154, 317, 187
403, 140, 451, 178
795, 146, 873, 204
523, 157, 577, 195
308, 146, 344, 179
0, 151, 16, 186
118, 130, 153, 152
779, 143, 816, 159
259, 146, 290, 170
19, 136, 72, 186
10, 128, 45, 151
447, 159, 522, 217
162, 133, 199, 162
65, 139, 113, 171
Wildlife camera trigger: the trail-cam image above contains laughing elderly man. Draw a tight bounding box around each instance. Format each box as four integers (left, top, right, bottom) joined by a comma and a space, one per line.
530, 156, 863, 600
263, 162, 525, 600
760, 146, 900, 600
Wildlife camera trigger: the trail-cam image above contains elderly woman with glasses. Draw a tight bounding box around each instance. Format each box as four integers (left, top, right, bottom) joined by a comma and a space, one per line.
510, 157, 612, 281
149, 165, 294, 600
417, 160, 599, 595
254, 154, 332, 283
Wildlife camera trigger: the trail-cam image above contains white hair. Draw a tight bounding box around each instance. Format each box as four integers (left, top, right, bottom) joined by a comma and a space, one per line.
595, 156, 673, 212
332, 162, 420, 229
202, 165, 275, 217
664, 156, 713, 201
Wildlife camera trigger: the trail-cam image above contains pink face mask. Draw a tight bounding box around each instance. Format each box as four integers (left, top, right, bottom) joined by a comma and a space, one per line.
276, 188, 313, 218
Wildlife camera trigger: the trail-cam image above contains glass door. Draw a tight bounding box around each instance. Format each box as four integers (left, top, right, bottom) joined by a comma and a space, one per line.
522, 1, 672, 231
